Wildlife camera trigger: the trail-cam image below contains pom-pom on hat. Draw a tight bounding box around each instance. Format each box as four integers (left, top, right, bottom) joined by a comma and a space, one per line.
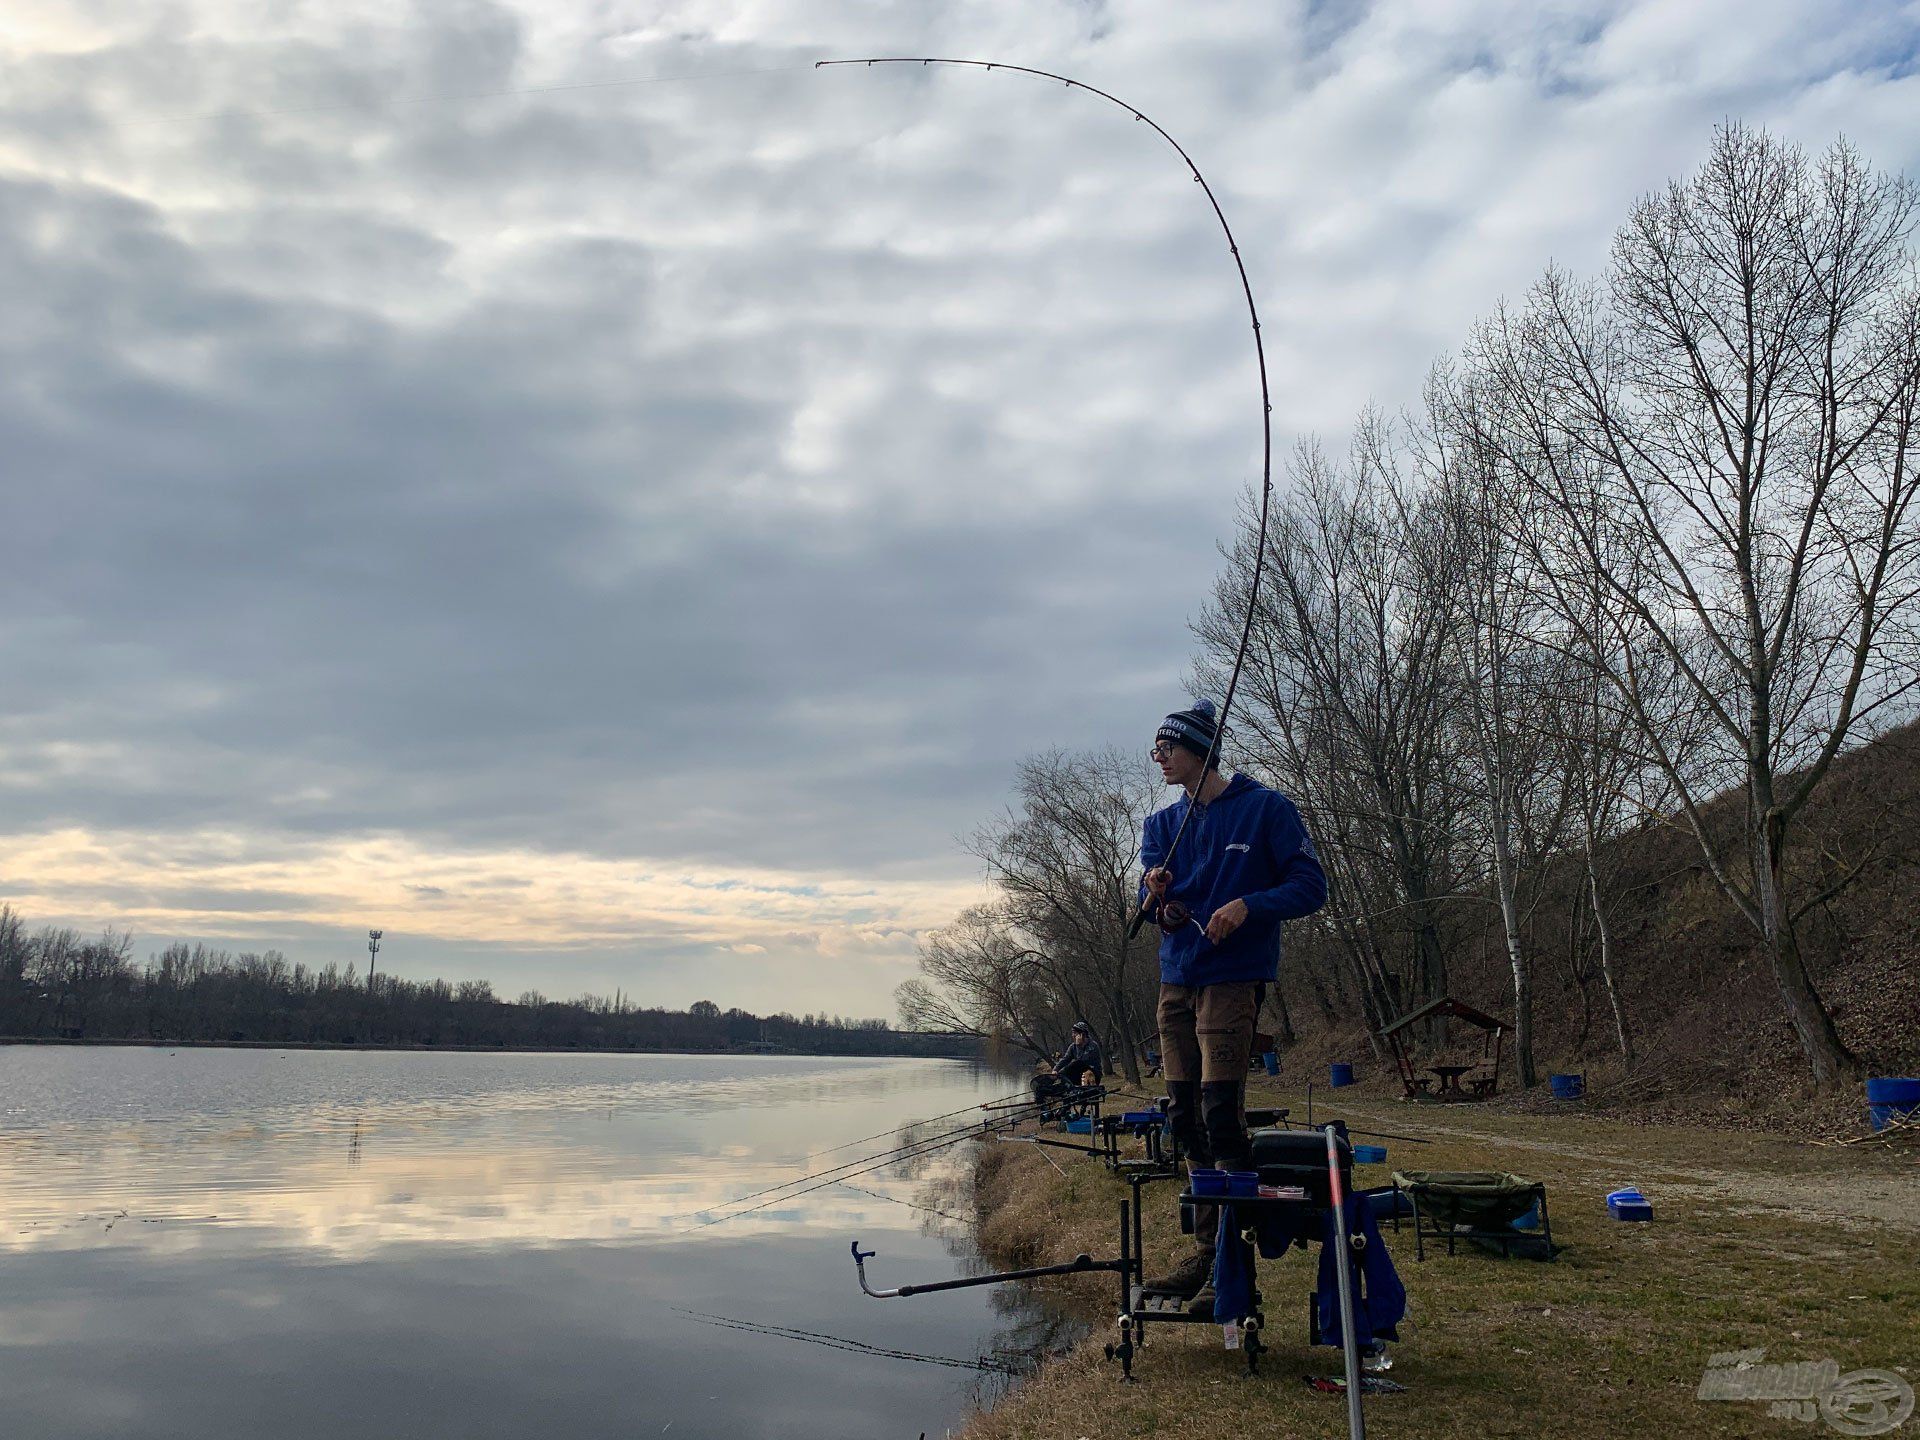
1157, 698, 1223, 763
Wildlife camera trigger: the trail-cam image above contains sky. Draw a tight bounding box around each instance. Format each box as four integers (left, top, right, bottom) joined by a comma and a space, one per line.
2, 0, 1918, 1018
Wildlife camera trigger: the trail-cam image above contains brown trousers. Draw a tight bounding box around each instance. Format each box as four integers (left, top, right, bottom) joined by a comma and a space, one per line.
1157, 981, 1263, 1084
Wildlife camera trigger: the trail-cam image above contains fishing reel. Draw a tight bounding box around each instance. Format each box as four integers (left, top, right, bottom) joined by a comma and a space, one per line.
1154, 900, 1194, 935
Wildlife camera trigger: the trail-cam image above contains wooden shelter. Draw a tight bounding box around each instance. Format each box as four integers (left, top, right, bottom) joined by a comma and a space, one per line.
1378, 996, 1507, 1101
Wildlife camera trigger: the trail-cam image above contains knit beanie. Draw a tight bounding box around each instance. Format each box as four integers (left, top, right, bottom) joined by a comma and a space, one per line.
1156, 697, 1223, 766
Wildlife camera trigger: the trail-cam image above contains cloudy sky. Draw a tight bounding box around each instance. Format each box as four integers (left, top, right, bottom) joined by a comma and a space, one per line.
3, 0, 1918, 1017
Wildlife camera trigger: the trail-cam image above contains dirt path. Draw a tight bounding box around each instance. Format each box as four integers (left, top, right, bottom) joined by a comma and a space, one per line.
1322, 1092, 1920, 1233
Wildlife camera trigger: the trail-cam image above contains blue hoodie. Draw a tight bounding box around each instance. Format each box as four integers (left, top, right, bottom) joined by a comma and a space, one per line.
1139, 773, 1327, 987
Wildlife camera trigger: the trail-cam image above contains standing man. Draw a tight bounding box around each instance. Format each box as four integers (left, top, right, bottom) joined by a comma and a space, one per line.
1139, 698, 1327, 1302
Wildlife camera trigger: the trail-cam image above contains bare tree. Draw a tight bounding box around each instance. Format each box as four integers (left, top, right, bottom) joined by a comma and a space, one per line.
1417, 369, 1577, 1088
1489, 125, 1920, 1083
1197, 432, 1468, 1039
967, 748, 1164, 1083
897, 904, 1058, 1058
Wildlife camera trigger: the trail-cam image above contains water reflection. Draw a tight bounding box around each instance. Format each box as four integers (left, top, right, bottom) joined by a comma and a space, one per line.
0, 1048, 1072, 1440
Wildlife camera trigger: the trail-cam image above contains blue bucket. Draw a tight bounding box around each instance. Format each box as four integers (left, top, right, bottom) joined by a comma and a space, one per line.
1867, 1077, 1920, 1132
1362, 1186, 1414, 1222
1226, 1170, 1261, 1198
1263, 1051, 1280, 1076
1549, 1073, 1586, 1100
1352, 1144, 1386, 1165
1329, 1062, 1355, 1088
1065, 1117, 1093, 1134
1189, 1169, 1228, 1197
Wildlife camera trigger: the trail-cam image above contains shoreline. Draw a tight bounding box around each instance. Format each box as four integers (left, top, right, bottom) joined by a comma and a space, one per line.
0, 1034, 983, 1061
957, 1077, 1919, 1439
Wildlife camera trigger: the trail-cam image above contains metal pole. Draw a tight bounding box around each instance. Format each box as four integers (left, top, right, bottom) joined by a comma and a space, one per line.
1324, 1123, 1366, 1439
366, 930, 382, 992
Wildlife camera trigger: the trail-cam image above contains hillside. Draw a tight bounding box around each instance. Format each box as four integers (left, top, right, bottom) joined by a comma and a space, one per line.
1276, 719, 1920, 1135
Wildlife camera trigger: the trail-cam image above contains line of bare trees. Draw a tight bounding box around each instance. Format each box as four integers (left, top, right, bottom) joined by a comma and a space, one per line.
896, 747, 1164, 1084
907, 125, 1917, 1091
0, 905, 971, 1056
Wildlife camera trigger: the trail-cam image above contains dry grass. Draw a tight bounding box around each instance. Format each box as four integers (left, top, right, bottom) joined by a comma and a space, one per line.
958, 1081, 1920, 1439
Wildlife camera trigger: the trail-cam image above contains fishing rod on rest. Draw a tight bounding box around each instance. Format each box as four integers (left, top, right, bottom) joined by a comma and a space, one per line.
695, 1109, 1039, 1229
805, 1088, 1040, 1161
689, 1095, 1057, 1219
690, 1103, 1048, 1224
690, 1111, 1026, 1219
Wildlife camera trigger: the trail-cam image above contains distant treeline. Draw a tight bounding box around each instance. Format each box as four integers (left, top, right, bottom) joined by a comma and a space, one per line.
0, 906, 980, 1058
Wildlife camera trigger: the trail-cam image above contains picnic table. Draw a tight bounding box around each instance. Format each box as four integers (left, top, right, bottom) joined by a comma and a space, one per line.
1428, 1064, 1474, 1096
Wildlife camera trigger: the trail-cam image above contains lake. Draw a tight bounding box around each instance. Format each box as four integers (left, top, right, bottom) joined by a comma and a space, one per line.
0, 1046, 1069, 1440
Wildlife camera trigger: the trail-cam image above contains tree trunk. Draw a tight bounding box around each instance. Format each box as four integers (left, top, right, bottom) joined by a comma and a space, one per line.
1271, 981, 1297, 1045
1106, 984, 1143, 1086
1586, 853, 1634, 1067
1753, 809, 1856, 1085
1491, 813, 1536, 1089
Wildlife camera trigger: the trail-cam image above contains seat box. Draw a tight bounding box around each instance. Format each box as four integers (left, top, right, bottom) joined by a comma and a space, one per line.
1250, 1127, 1350, 1207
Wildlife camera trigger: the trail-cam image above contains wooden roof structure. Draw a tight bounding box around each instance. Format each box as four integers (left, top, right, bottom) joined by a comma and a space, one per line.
1377, 995, 1508, 1101
1379, 995, 1507, 1038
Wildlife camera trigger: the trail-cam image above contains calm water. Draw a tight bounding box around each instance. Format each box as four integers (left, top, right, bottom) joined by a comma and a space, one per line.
0, 1047, 1068, 1440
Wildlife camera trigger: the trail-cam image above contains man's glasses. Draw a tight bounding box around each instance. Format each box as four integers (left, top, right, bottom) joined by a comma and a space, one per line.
1150, 742, 1178, 761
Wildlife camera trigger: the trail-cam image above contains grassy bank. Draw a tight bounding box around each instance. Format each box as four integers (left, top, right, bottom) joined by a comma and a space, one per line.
963, 1078, 1918, 1439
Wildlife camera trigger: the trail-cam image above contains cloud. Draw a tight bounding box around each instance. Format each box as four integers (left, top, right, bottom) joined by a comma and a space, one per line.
1, 0, 1917, 1011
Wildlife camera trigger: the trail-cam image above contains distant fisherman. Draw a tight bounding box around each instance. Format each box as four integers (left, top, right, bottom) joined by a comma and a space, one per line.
1029, 1019, 1104, 1107
1054, 1019, 1104, 1084
1139, 698, 1327, 1310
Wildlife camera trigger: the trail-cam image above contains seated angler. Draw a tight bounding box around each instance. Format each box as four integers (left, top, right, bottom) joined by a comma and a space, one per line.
1138, 698, 1327, 1311
1029, 1019, 1105, 1107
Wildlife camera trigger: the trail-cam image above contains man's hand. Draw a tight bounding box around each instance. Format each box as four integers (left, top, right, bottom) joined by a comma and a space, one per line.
1204, 898, 1249, 944
1144, 867, 1173, 899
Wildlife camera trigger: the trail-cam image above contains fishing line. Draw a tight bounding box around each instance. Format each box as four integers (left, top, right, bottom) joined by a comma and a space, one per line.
674, 1309, 1024, 1375
816, 58, 1277, 936
833, 1180, 971, 1224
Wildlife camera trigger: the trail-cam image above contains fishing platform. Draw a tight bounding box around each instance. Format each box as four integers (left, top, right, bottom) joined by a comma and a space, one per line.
850, 1120, 1400, 1385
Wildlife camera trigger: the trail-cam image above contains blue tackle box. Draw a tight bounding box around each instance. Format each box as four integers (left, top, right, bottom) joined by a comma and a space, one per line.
1606, 1187, 1653, 1221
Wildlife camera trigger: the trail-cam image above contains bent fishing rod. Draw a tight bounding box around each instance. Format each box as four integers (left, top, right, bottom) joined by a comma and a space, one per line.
816, 58, 1276, 939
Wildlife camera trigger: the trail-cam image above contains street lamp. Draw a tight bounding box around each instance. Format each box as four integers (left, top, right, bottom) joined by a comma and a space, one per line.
367, 930, 383, 991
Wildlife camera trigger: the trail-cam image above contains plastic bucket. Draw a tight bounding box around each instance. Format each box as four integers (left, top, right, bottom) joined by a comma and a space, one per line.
1189, 1169, 1228, 1197
1362, 1186, 1414, 1221
1329, 1062, 1355, 1088
1352, 1144, 1387, 1165
1065, 1117, 1093, 1134
1226, 1170, 1261, 1198
1866, 1077, 1920, 1132
1263, 1051, 1280, 1076
1549, 1073, 1586, 1100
